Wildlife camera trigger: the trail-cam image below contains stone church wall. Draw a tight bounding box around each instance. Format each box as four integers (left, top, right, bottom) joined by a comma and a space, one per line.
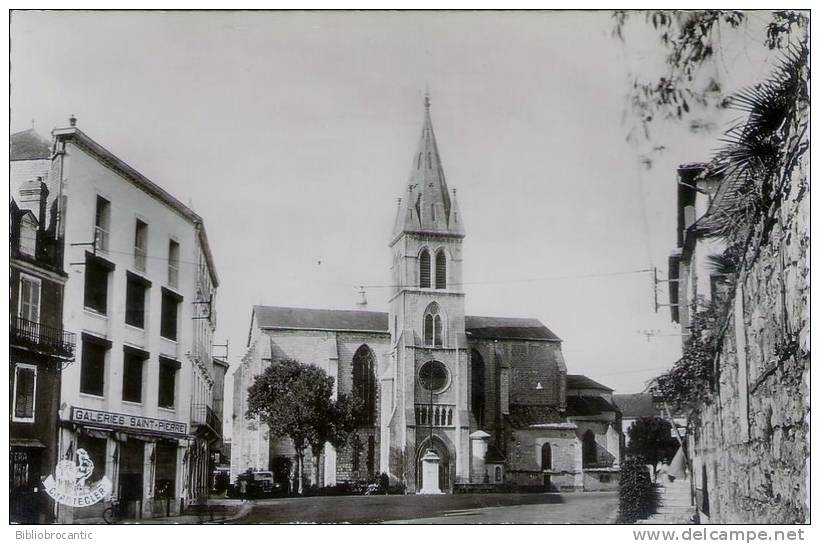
689, 106, 809, 523
505, 426, 582, 491
505, 341, 565, 406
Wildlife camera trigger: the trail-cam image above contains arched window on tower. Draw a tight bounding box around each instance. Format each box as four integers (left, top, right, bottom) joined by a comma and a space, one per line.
419, 249, 431, 288
435, 250, 446, 289
423, 302, 444, 347
352, 345, 376, 426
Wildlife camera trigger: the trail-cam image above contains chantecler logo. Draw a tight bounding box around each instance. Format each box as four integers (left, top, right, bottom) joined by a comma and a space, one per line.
43, 448, 113, 507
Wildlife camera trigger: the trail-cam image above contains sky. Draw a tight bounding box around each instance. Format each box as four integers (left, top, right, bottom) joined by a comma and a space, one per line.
10, 10, 781, 429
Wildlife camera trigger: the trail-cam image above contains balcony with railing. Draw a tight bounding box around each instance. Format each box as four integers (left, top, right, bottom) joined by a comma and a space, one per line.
94, 225, 109, 253
415, 404, 456, 427
10, 316, 76, 359
191, 403, 223, 442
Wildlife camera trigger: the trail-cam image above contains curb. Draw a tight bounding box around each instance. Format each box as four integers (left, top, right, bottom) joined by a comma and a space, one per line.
215, 501, 253, 523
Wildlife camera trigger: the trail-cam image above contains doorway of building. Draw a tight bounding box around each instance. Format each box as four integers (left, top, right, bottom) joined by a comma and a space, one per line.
119, 440, 145, 517
10, 447, 43, 523
416, 438, 451, 492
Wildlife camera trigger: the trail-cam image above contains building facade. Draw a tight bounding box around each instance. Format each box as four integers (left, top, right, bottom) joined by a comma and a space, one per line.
232, 98, 620, 493
10, 196, 76, 523
10, 122, 222, 522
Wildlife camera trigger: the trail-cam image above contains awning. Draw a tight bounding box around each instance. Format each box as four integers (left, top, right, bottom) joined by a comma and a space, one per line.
10, 438, 46, 448
79, 426, 111, 439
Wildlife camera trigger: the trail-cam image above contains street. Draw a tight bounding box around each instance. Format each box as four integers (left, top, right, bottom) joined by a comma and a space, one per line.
229, 491, 619, 524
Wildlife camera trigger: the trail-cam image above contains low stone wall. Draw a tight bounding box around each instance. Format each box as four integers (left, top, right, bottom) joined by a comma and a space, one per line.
583, 468, 620, 492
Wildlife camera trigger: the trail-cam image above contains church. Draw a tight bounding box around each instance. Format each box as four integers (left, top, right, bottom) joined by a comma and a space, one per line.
231, 97, 621, 493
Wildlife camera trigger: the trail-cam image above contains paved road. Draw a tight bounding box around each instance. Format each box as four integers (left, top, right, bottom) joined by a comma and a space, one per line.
230, 491, 618, 524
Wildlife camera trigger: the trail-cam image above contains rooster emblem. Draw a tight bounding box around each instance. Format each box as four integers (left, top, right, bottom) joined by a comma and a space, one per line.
55, 448, 95, 492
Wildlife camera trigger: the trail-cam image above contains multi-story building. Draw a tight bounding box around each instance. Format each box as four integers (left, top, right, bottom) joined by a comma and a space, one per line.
10, 120, 221, 521
9, 192, 76, 523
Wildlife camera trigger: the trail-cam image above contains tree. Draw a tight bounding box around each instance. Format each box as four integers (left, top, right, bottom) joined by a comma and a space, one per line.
612, 10, 808, 148
245, 358, 360, 494
626, 416, 680, 467
306, 392, 360, 487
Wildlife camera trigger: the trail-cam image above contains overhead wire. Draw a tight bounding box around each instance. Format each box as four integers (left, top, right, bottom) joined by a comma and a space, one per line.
356, 267, 654, 290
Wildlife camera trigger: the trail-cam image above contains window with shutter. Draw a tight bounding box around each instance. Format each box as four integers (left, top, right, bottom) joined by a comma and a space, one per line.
13, 365, 37, 421
125, 275, 147, 328
122, 349, 146, 403
84, 256, 110, 314
80, 340, 107, 397
18, 275, 41, 324
158, 357, 178, 409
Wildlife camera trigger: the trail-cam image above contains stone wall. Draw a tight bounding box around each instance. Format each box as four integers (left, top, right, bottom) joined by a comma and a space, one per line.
689, 100, 809, 524
231, 328, 390, 485
505, 426, 582, 491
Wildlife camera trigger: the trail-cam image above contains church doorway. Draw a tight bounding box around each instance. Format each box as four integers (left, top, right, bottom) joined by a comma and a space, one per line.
415, 437, 451, 492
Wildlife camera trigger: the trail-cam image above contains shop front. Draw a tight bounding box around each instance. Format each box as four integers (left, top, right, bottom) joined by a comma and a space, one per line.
55, 407, 188, 522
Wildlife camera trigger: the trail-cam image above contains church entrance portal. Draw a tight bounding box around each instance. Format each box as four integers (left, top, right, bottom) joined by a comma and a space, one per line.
416, 437, 451, 492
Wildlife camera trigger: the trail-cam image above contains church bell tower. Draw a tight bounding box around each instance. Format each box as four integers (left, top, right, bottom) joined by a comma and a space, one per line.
383, 94, 469, 492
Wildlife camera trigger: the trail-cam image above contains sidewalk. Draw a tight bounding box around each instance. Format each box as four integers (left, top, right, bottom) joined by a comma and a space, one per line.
636, 478, 695, 524
80, 498, 250, 525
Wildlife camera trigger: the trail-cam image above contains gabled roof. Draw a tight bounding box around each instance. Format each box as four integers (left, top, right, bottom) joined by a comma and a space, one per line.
253, 305, 389, 333
506, 404, 564, 429
565, 395, 618, 417
465, 315, 561, 342
391, 95, 465, 243
566, 374, 613, 392
613, 393, 662, 419
251, 306, 563, 345
11, 129, 51, 160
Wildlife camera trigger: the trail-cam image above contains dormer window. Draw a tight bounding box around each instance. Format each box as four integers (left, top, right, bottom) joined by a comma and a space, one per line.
18, 214, 37, 257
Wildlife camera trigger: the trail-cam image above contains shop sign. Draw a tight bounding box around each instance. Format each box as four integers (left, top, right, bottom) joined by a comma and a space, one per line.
43, 448, 113, 507
70, 407, 188, 437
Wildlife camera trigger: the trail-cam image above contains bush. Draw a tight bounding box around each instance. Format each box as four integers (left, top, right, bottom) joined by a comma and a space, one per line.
296, 473, 401, 496
618, 456, 660, 523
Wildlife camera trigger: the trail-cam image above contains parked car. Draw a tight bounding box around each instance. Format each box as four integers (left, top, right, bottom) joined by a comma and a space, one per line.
227, 470, 284, 499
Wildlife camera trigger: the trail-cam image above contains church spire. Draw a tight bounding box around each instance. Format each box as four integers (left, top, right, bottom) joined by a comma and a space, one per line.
391, 93, 465, 243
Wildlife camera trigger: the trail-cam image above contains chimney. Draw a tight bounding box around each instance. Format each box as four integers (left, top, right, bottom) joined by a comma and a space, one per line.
19, 177, 49, 227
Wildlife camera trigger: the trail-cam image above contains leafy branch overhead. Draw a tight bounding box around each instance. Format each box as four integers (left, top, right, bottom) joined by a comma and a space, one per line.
613, 10, 808, 145
649, 300, 723, 412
